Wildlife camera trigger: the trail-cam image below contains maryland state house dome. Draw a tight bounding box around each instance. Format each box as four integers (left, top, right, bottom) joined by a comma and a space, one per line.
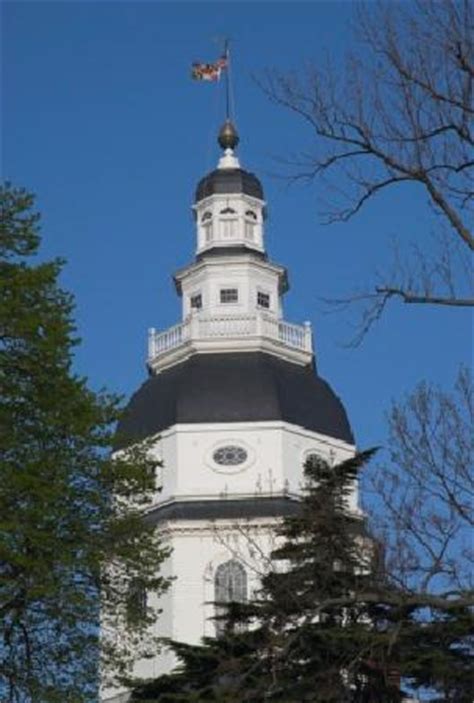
104, 117, 358, 702
118, 352, 353, 448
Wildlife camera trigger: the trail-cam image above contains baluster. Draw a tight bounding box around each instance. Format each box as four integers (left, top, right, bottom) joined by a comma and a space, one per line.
304, 321, 312, 351
148, 327, 156, 359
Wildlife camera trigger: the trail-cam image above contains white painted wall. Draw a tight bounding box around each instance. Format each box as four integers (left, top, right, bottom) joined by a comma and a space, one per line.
126, 517, 283, 684
117, 416, 357, 690
150, 420, 356, 508
176, 255, 286, 321
104, 394, 356, 701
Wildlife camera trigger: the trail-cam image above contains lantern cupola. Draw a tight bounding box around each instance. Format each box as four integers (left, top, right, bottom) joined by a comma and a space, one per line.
194, 120, 266, 256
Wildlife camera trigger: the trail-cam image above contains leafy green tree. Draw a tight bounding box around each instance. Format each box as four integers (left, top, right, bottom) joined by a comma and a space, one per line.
0, 184, 171, 702
130, 450, 473, 702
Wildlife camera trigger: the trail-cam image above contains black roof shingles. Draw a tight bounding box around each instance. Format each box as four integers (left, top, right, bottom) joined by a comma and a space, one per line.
116, 352, 354, 448
195, 168, 264, 202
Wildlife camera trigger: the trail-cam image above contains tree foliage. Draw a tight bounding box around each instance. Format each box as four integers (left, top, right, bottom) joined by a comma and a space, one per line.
0, 184, 171, 702
131, 452, 473, 702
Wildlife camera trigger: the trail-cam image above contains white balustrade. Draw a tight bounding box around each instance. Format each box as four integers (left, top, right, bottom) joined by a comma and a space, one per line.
148, 313, 312, 362
149, 320, 188, 356
200, 314, 257, 338
278, 319, 307, 350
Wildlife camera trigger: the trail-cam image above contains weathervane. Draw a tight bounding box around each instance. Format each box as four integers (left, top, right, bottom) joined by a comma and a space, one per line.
191, 37, 233, 121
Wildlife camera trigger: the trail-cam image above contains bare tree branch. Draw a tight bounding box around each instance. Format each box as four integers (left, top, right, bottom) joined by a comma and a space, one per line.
364, 366, 473, 593
262, 0, 474, 333
375, 287, 474, 306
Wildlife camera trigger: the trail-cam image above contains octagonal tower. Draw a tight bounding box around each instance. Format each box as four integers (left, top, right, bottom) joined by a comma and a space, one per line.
105, 121, 356, 700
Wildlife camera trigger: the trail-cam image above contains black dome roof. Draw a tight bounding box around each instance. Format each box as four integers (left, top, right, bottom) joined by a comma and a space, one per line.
116, 353, 354, 448
195, 168, 264, 202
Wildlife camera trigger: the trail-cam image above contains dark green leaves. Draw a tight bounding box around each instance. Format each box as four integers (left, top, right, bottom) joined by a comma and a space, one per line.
0, 184, 171, 702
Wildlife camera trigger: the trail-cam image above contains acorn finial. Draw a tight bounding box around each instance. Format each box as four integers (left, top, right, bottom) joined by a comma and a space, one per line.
218, 120, 239, 150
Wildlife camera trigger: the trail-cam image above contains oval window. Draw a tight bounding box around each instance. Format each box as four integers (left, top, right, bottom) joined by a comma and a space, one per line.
213, 445, 248, 466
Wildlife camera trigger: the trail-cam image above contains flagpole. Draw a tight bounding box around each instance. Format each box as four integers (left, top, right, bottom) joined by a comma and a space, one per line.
224, 38, 231, 121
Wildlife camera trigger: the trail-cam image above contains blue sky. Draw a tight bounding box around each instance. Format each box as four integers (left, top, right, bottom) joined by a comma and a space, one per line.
3, 1, 472, 455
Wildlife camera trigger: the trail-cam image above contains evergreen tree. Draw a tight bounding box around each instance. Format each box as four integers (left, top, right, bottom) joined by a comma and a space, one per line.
0, 184, 171, 702
130, 450, 473, 702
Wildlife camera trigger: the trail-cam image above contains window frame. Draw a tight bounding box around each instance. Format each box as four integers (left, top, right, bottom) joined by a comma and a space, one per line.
214, 559, 247, 636
244, 220, 255, 241
257, 290, 271, 310
213, 445, 248, 466
202, 220, 213, 243
190, 292, 203, 311
220, 217, 238, 240
219, 287, 239, 305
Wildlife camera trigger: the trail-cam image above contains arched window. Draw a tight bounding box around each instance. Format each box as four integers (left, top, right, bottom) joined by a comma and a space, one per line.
219, 207, 238, 240
214, 559, 247, 635
244, 211, 257, 241
200, 212, 213, 244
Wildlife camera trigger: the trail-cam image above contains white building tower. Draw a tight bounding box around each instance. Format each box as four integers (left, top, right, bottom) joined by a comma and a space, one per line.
112, 120, 356, 695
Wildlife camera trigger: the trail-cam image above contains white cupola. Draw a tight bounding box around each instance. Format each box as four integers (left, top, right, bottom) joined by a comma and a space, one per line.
147, 120, 313, 375
193, 120, 266, 256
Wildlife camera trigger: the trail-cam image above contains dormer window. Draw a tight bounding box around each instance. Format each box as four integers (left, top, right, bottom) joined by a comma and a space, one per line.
220, 288, 238, 304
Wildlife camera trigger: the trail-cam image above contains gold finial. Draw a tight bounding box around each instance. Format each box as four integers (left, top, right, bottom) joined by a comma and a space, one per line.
218, 119, 239, 150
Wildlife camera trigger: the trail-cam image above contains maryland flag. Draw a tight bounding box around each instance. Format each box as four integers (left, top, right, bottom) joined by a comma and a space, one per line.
191, 54, 228, 81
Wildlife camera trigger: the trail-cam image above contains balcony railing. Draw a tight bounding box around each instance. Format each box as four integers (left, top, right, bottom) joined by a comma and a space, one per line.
148, 312, 312, 364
